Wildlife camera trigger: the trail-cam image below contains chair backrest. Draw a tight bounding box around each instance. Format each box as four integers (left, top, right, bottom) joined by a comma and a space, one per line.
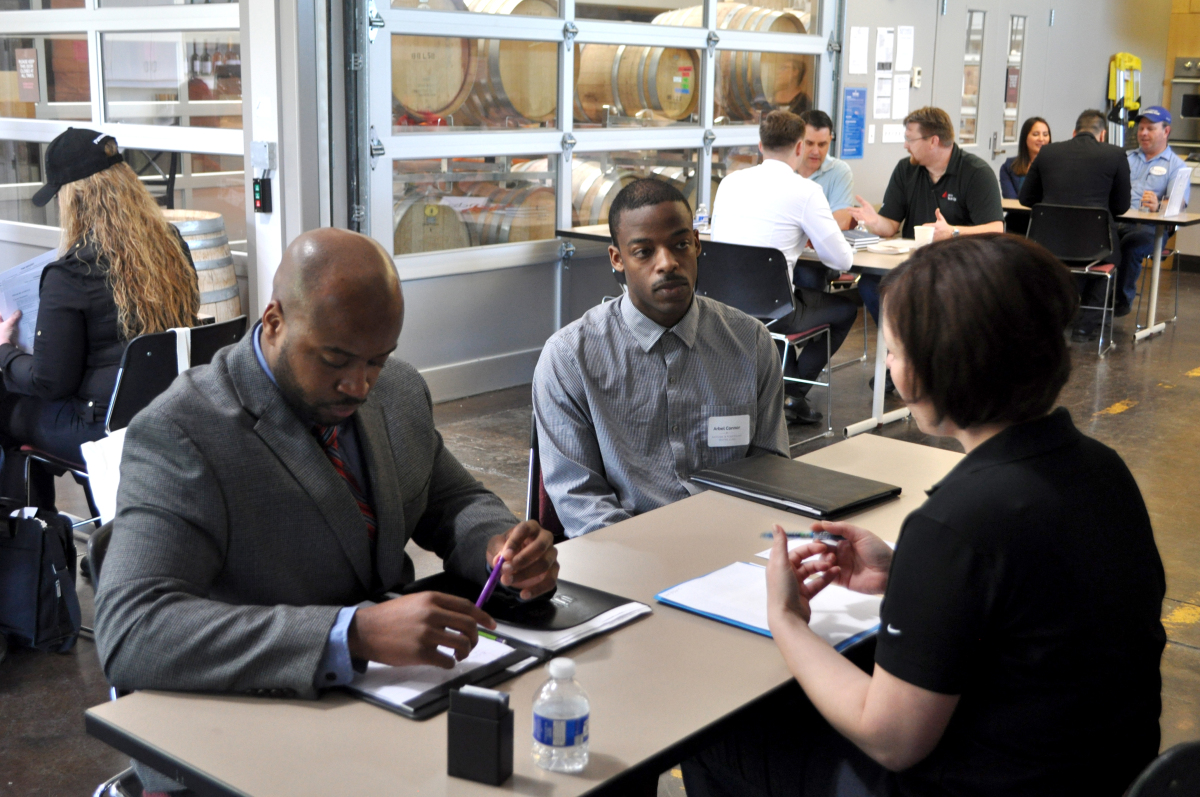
526, 416, 566, 543
1126, 741, 1200, 797
190, 315, 248, 367
695, 240, 795, 322
105, 330, 181, 433
1026, 204, 1114, 264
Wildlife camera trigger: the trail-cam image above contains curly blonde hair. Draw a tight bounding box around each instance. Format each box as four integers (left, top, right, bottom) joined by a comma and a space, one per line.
57, 140, 199, 340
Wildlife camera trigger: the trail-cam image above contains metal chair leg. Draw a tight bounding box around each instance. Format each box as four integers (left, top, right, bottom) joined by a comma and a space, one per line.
93, 766, 137, 797
830, 305, 869, 372
789, 328, 835, 449
1097, 271, 1114, 358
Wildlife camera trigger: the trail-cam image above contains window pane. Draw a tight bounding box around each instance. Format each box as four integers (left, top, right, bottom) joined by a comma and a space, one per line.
101, 0, 235, 6
0, 139, 59, 226
958, 10, 985, 145
124, 149, 246, 245
576, 0, 816, 33
391, 34, 558, 131
0, 35, 92, 121
569, 149, 704, 226
101, 31, 241, 129
1002, 15, 1025, 144
391, 0, 556, 21
0, 0, 84, 10
392, 155, 557, 254
573, 44, 701, 128
716, 46, 815, 124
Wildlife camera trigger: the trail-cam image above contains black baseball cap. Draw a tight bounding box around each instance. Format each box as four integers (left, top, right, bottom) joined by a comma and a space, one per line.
32, 127, 124, 207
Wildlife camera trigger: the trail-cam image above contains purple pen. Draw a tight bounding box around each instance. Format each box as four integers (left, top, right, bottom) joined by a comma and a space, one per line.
476, 555, 505, 607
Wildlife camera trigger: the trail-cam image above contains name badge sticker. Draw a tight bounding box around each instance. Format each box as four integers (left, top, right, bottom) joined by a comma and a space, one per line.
708, 415, 751, 447
1151, 166, 1168, 176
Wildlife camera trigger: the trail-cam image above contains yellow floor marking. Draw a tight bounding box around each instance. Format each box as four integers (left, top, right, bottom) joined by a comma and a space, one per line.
671, 768, 683, 779
1163, 602, 1200, 629
1187, 367, 1200, 378
1159, 382, 1176, 389
1094, 399, 1138, 416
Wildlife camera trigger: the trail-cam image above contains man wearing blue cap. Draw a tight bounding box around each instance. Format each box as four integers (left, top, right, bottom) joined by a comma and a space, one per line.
1118, 106, 1191, 316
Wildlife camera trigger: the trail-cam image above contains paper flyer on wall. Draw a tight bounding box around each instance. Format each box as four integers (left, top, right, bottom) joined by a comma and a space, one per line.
0, 249, 56, 353
895, 26, 915, 73
848, 27, 869, 75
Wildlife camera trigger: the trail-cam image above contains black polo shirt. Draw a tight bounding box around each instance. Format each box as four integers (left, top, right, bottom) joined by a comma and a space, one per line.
878, 144, 1005, 239
877, 408, 1165, 797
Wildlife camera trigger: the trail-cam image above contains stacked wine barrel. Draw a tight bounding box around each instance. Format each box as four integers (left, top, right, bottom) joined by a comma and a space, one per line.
462, 183, 557, 245
653, 3, 810, 121
390, 0, 477, 122
651, 165, 720, 213
573, 43, 700, 123
393, 191, 473, 255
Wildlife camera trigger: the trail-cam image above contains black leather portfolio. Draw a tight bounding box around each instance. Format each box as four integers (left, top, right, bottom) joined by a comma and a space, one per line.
689, 454, 901, 519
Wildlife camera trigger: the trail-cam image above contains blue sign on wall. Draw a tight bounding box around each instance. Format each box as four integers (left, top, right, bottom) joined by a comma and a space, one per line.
841, 87, 867, 159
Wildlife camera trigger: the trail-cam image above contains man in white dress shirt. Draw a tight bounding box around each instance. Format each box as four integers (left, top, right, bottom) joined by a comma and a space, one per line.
711, 110, 856, 425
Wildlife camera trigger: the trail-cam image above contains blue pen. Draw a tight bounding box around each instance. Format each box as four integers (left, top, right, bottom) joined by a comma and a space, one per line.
476, 555, 505, 608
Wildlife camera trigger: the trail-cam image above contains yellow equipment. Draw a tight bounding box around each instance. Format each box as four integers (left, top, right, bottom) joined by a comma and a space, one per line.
1108, 52, 1142, 147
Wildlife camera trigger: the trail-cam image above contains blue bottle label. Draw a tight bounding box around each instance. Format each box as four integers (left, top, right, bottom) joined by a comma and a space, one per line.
532, 713, 589, 747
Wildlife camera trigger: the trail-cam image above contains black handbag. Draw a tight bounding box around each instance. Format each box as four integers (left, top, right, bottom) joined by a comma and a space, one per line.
0, 510, 81, 653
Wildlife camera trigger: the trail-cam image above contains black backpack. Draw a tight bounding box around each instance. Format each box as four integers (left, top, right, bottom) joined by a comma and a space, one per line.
0, 510, 81, 653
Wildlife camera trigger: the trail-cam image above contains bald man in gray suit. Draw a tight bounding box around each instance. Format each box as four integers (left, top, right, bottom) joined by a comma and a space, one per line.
95, 229, 558, 793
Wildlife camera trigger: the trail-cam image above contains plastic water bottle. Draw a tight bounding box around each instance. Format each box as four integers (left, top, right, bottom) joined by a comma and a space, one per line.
693, 203, 710, 233
531, 658, 590, 773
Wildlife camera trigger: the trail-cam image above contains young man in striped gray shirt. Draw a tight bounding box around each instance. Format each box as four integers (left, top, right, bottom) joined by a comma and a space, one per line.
533, 179, 789, 538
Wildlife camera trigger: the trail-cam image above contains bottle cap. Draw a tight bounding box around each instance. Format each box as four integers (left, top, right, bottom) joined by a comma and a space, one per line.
548, 657, 575, 679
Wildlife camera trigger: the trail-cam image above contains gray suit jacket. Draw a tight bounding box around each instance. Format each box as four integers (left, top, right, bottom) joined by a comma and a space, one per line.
94, 334, 516, 699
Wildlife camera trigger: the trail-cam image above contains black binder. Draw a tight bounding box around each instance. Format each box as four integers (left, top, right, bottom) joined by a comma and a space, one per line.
690, 454, 901, 519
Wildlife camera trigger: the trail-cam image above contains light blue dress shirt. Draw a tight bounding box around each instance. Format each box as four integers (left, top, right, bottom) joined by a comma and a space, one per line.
806, 154, 855, 212
1128, 146, 1191, 210
252, 323, 360, 688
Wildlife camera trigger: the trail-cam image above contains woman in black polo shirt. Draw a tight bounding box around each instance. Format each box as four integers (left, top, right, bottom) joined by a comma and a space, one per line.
683, 234, 1166, 797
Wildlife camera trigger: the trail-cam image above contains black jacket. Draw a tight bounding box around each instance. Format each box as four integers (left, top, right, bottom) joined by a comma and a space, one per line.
0, 231, 195, 423
1019, 133, 1131, 257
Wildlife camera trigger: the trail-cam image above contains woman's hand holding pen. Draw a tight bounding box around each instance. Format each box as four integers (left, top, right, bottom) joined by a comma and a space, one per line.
812, 520, 893, 596
765, 524, 837, 629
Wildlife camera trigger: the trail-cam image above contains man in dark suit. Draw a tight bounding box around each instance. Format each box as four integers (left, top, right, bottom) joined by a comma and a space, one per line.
1020, 109, 1131, 340
95, 228, 559, 794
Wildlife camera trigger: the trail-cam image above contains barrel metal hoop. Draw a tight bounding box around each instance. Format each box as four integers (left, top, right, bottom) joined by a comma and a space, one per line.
199, 285, 240, 304
193, 254, 235, 272
611, 45, 627, 117
167, 216, 224, 236
185, 234, 229, 252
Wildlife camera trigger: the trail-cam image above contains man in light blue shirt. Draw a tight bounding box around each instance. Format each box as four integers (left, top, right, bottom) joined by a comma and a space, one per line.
797, 109, 856, 232
1117, 106, 1192, 314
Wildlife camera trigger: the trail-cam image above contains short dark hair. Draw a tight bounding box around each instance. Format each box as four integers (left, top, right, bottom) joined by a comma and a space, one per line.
608, 178, 691, 245
799, 109, 834, 135
879, 234, 1078, 428
760, 110, 805, 151
1075, 109, 1106, 137
904, 106, 954, 146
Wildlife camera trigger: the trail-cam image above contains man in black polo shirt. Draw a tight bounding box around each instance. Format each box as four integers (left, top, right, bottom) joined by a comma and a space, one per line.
850, 106, 1004, 325
1019, 109, 1131, 340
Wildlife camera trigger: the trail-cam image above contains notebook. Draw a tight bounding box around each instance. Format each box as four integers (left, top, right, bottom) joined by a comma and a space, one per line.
689, 455, 901, 519
655, 561, 882, 651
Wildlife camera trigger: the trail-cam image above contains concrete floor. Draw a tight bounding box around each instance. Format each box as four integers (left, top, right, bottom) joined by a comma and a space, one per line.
3, 274, 1200, 795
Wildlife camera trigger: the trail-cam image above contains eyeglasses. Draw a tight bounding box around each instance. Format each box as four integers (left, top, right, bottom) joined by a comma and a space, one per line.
904, 134, 933, 144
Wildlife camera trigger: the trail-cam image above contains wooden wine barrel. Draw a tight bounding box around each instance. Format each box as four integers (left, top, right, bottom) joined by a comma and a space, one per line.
393, 191, 473, 255
574, 43, 700, 123
161, 209, 242, 322
650, 166, 719, 212
458, 0, 559, 125
463, 185, 556, 244
571, 160, 637, 227
653, 3, 809, 121
391, 0, 477, 121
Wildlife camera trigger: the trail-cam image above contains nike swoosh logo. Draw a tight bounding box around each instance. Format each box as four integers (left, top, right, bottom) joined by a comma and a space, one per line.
886, 624, 902, 635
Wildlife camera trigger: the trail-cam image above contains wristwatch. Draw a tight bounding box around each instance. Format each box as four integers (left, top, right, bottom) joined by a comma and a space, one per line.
952, 227, 961, 237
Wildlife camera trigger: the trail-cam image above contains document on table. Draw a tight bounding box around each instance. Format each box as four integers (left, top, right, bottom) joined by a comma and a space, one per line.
349, 635, 517, 709
656, 562, 882, 650
0, 249, 56, 353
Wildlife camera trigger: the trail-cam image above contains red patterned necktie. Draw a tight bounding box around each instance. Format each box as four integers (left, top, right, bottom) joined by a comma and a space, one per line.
315, 424, 377, 542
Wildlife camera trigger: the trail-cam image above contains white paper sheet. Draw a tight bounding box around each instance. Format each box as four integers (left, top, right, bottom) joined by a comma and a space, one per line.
895, 25, 915, 72
496, 602, 651, 653
874, 74, 892, 97
350, 636, 515, 708
1164, 168, 1193, 216
875, 27, 895, 71
0, 249, 56, 353
873, 95, 891, 120
891, 74, 911, 119
657, 562, 882, 649
80, 429, 127, 525
882, 124, 906, 144
848, 26, 869, 75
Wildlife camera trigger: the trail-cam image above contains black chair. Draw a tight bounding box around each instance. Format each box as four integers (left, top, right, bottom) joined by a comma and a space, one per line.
189, 314, 248, 367
694, 240, 834, 445
1126, 740, 1200, 796
105, 330, 183, 434
525, 417, 566, 544
1025, 204, 1117, 357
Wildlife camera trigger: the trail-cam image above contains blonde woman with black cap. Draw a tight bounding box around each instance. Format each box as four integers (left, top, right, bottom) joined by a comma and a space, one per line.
0, 128, 199, 509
